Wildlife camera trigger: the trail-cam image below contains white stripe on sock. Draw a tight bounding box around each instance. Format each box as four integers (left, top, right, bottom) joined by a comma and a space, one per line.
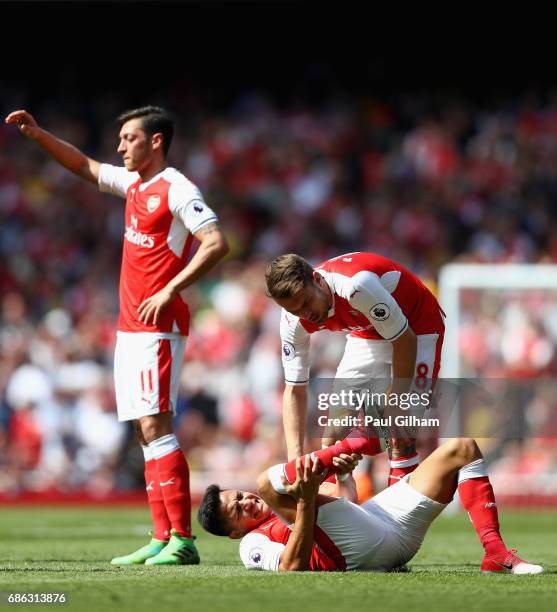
389, 454, 419, 468
458, 458, 488, 484
142, 445, 154, 462
149, 434, 180, 460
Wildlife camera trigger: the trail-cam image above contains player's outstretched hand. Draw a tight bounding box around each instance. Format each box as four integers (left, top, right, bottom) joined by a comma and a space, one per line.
281, 456, 327, 502
5, 110, 40, 139
137, 286, 176, 326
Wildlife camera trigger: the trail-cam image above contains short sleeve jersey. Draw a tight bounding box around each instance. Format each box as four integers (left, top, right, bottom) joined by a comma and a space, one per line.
280, 252, 445, 384
98, 165, 217, 335
239, 513, 344, 572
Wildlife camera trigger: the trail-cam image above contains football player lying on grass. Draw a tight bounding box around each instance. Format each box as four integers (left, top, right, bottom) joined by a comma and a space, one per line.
198, 433, 544, 574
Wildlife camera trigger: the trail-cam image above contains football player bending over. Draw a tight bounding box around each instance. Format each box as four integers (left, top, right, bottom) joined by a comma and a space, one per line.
198, 433, 543, 574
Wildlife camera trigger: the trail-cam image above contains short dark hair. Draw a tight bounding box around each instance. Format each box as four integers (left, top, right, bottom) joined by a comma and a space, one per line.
117, 105, 174, 156
197, 484, 231, 536
265, 253, 314, 299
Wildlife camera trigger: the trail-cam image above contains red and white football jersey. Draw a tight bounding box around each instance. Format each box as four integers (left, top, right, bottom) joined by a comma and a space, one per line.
239, 512, 344, 571
280, 252, 445, 384
98, 164, 218, 335
239, 496, 403, 571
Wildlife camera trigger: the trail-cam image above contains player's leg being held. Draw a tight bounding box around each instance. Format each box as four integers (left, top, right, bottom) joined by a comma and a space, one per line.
331, 337, 405, 487
265, 430, 385, 498
408, 438, 543, 574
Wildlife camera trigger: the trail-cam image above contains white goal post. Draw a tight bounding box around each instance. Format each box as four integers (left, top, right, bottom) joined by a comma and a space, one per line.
437, 263, 557, 509
438, 263, 557, 378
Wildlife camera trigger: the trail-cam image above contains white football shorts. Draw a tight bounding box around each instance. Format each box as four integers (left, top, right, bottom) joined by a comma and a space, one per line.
114, 331, 186, 422
362, 474, 446, 565
313, 473, 446, 570
331, 333, 442, 418
335, 333, 442, 390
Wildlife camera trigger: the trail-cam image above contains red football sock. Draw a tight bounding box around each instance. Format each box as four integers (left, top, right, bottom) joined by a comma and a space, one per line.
388, 453, 419, 487
156, 448, 192, 538
458, 476, 507, 557
284, 433, 382, 484
144, 458, 171, 541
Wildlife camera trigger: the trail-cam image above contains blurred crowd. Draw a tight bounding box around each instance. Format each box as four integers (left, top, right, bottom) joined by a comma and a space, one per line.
1, 87, 557, 501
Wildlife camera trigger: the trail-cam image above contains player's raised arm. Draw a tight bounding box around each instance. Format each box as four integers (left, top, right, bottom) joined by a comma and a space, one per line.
5, 110, 100, 184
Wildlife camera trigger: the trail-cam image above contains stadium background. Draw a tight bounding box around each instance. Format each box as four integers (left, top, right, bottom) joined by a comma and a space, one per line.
1, 2, 556, 509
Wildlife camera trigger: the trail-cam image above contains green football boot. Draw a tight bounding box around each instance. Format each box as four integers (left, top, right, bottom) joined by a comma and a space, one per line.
110, 535, 168, 565
145, 530, 200, 566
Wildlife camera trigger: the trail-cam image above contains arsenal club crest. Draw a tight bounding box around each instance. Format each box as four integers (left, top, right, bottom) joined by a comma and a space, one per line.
146, 195, 161, 213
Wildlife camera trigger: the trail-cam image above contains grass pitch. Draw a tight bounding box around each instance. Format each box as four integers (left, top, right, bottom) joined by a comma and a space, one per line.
0, 507, 555, 612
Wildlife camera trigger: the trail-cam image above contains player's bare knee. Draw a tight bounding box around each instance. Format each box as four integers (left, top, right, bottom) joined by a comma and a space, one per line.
455, 438, 478, 463
444, 437, 477, 463
139, 421, 157, 443
139, 413, 173, 444
133, 420, 146, 444
140, 421, 167, 444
